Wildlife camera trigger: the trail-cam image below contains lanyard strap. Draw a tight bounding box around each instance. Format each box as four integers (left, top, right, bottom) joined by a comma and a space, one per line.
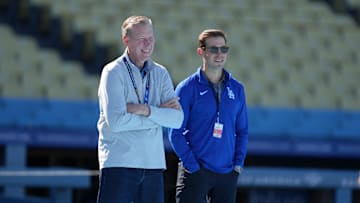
123, 57, 150, 104
212, 82, 224, 123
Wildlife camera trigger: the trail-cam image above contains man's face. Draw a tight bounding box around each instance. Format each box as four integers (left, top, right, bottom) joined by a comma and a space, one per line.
124, 23, 154, 67
201, 36, 228, 69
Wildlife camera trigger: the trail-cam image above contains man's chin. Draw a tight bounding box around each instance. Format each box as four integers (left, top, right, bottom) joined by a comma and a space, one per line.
214, 63, 225, 68
142, 53, 152, 60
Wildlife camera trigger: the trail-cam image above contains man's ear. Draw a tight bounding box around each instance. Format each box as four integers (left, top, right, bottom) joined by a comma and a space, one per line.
197, 47, 203, 56
122, 35, 128, 46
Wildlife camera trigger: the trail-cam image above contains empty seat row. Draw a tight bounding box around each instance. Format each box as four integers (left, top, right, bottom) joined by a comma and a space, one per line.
0, 24, 99, 100
0, 98, 358, 139
2, 0, 360, 111
0, 98, 98, 130
347, 0, 360, 7
248, 107, 360, 139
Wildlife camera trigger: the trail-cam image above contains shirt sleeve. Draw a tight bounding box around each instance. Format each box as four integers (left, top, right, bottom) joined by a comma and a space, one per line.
234, 87, 248, 167
169, 82, 200, 173
147, 69, 184, 129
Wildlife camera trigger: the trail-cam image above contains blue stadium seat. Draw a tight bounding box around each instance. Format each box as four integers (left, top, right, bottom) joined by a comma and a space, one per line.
289, 109, 342, 138
0, 98, 46, 128
0, 98, 98, 130
62, 100, 99, 130
32, 99, 98, 130
249, 107, 302, 137
334, 111, 360, 139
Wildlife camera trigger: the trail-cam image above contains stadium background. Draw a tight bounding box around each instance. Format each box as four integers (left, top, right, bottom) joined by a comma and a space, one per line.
1, 0, 360, 202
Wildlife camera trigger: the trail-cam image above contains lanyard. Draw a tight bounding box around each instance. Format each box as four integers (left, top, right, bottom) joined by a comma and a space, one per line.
212, 81, 224, 123
123, 57, 150, 104
214, 88, 220, 123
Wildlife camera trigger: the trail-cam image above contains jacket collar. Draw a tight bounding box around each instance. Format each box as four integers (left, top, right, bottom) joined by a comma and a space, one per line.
120, 48, 154, 72
196, 67, 231, 85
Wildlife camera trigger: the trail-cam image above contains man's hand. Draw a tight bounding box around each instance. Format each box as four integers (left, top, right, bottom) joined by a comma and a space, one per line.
159, 97, 181, 110
127, 103, 150, 117
234, 165, 243, 174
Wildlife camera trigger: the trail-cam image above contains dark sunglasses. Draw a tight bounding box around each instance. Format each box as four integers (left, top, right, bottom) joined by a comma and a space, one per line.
202, 46, 230, 54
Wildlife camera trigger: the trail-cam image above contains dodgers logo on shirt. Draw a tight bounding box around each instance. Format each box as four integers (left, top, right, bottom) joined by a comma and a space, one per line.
227, 87, 235, 100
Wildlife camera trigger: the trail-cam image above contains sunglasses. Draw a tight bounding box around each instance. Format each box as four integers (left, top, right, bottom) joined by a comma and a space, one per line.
202, 46, 230, 54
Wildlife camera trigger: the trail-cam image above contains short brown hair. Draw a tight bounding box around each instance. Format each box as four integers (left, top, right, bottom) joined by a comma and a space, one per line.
121, 16, 152, 37
198, 29, 227, 48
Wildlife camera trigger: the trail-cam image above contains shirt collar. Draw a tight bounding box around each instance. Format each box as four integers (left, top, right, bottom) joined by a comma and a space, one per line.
124, 49, 150, 77
197, 67, 230, 85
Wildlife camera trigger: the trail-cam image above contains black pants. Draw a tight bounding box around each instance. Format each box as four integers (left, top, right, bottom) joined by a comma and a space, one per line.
175, 163, 239, 203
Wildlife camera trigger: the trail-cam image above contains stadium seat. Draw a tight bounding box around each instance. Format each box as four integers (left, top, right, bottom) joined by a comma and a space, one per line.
29, 99, 91, 129
0, 98, 46, 127
289, 109, 342, 138
334, 111, 360, 139
347, 0, 360, 7
1, 0, 360, 111
0, 25, 18, 59
249, 107, 302, 137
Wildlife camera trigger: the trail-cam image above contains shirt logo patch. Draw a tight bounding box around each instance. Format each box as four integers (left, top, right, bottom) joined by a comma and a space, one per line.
227, 87, 235, 99
200, 90, 208, 96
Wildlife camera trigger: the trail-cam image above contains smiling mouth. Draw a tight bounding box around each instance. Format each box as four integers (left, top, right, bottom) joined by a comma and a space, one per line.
142, 48, 151, 54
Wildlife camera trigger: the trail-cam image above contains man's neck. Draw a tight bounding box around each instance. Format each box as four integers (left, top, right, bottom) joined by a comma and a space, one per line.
202, 65, 223, 84
127, 52, 145, 69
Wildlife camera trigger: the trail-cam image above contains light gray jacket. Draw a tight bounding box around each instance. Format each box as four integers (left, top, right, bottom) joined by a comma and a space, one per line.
97, 50, 183, 169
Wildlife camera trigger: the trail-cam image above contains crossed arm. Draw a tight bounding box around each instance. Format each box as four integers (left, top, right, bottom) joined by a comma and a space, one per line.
126, 97, 181, 117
